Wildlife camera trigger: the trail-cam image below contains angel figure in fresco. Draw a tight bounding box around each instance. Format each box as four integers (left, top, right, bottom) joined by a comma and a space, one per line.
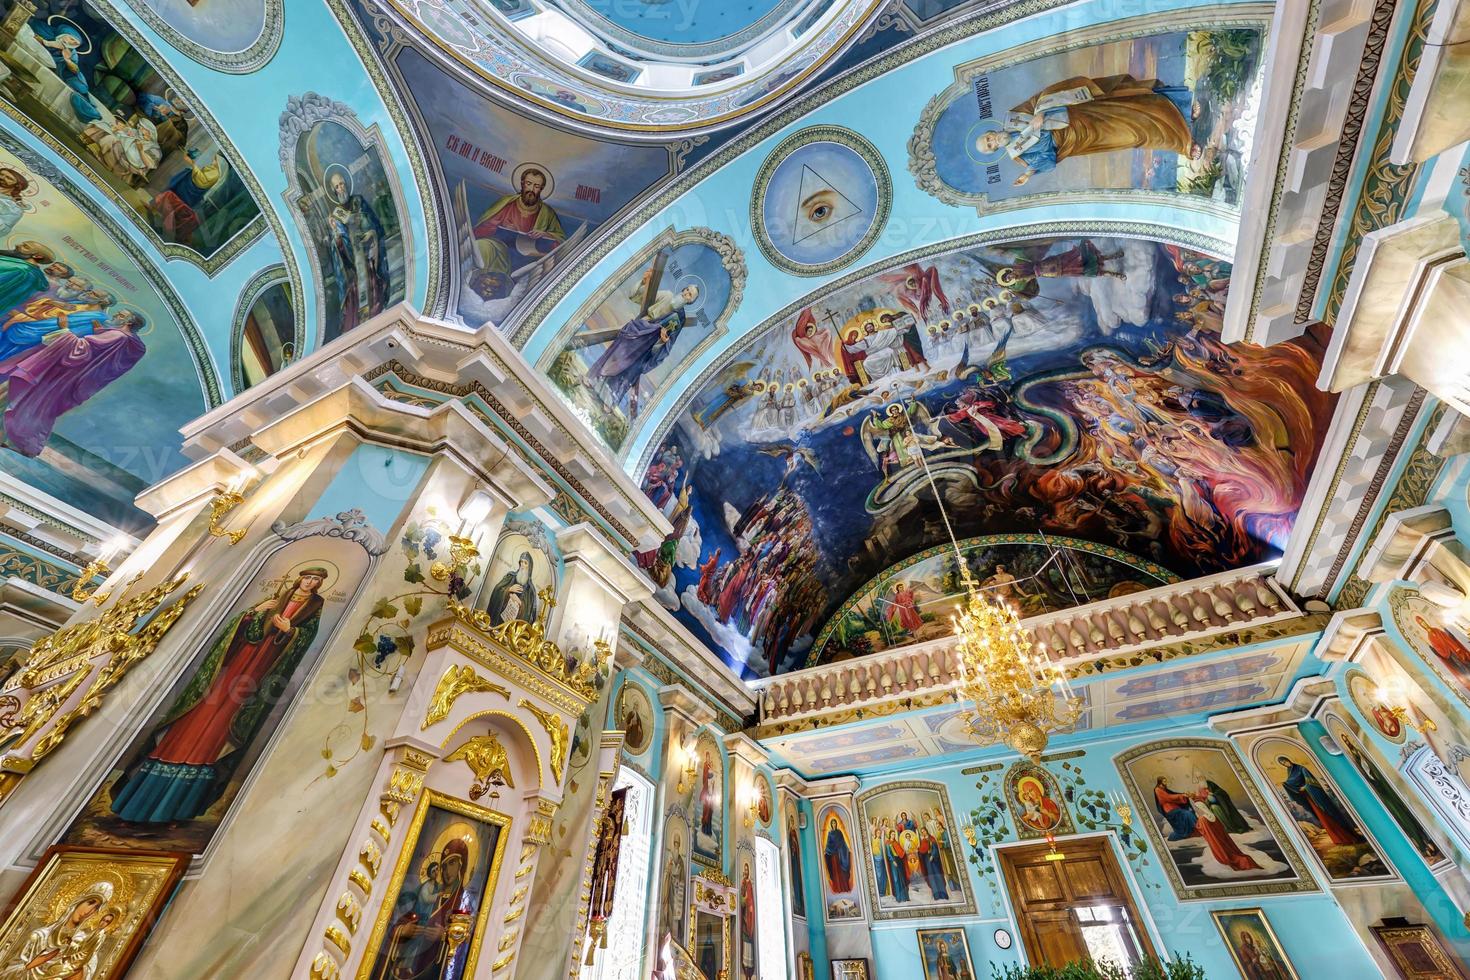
791, 308, 837, 368
108, 566, 328, 824
1415, 615, 1470, 686
0, 879, 119, 980
879, 263, 950, 324
975, 74, 1200, 185
861, 403, 955, 479
370, 834, 472, 979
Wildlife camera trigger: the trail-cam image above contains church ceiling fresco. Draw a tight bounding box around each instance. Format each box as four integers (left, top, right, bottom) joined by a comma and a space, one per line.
0, 0, 270, 271
910, 15, 1267, 215
0, 139, 213, 531
126, 0, 284, 73
386, 45, 675, 331
636, 236, 1334, 678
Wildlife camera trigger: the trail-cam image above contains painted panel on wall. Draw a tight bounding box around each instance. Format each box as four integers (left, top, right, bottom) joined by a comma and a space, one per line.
546, 227, 744, 454
816, 802, 862, 921
639, 238, 1333, 679
481, 513, 561, 627
0, 140, 212, 530
1322, 710, 1448, 868
911, 18, 1266, 214
855, 781, 974, 920
1390, 587, 1470, 712
64, 525, 377, 854
1116, 738, 1316, 901
690, 730, 725, 865
1247, 732, 1397, 885
132, 0, 279, 67
0, 0, 263, 265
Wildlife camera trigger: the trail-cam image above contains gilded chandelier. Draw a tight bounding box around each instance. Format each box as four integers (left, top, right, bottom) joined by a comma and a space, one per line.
902, 395, 1084, 762
950, 575, 1083, 763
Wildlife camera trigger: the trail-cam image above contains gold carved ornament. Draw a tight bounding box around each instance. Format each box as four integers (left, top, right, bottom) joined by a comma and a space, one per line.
443, 733, 515, 799
421, 664, 509, 729
518, 698, 569, 785
445, 595, 608, 702
0, 574, 202, 794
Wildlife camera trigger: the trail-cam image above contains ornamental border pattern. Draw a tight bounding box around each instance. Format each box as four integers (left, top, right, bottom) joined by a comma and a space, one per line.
630, 218, 1233, 474
0, 131, 223, 408
120, 0, 284, 74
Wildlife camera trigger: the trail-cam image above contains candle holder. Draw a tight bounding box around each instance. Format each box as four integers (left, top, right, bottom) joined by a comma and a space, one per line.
70, 556, 111, 603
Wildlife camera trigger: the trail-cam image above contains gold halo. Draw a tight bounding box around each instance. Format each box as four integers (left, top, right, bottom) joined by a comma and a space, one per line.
286, 557, 341, 593
428, 819, 481, 878
49, 868, 132, 921
1016, 775, 1045, 799
44, 16, 93, 55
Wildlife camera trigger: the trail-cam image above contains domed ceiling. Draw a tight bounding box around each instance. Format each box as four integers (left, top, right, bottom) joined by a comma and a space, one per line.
0, 0, 1353, 682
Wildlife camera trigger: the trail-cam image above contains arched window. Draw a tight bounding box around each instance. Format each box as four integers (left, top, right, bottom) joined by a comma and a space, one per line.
589, 767, 655, 980
1404, 744, 1470, 854
755, 836, 789, 979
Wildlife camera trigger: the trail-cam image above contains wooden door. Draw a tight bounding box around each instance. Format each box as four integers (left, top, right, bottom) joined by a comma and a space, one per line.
997, 836, 1155, 970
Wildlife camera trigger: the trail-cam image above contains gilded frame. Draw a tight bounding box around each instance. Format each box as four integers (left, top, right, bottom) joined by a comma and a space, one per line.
356, 790, 512, 980
1210, 907, 1301, 980
0, 844, 188, 980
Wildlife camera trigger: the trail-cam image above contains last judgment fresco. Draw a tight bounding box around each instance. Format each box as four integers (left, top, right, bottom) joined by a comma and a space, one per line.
638, 236, 1334, 679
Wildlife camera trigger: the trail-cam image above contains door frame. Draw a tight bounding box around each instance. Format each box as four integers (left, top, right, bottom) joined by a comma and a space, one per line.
991, 831, 1165, 969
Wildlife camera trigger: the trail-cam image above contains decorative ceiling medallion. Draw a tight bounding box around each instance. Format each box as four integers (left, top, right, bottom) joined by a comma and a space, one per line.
751, 126, 890, 276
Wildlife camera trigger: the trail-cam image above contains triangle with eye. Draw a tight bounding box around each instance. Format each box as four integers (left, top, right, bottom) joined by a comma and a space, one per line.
791, 164, 862, 245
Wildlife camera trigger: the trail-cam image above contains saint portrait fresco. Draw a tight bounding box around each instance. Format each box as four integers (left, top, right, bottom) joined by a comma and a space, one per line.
233, 272, 295, 392
482, 515, 560, 627
637, 236, 1332, 678
0, 141, 214, 530
391, 48, 672, 330
614, 681, 653, 756
363, 793, 509, 980
1117, 739, 1315, 901
913, 21, 1267, 213
0, 1, 263, 265
784, 797, 806, 918
547, 227, 744, 453
855, 782, 973, 921
1248, 734, 1395, 884
282, 96, 406, 344
1003, 761, 1074, 840
1324, 712, 1447, 868
0, 845, 187, 980
1391, 588, 1470, 711
737, 858, 757, 980
690, 730, 725, 864
815, 803, 862, 921
658, 816, 690, 948
65, 532, 373, 854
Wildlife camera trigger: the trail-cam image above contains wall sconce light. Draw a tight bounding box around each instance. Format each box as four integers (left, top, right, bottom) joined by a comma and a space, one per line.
743, 783, 758, 829
206, 472, 255, 545
1108, 790, 1133, 828
1382, 678, 1438, 733
457, 489, 496, 532
72, 535, 129, 603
